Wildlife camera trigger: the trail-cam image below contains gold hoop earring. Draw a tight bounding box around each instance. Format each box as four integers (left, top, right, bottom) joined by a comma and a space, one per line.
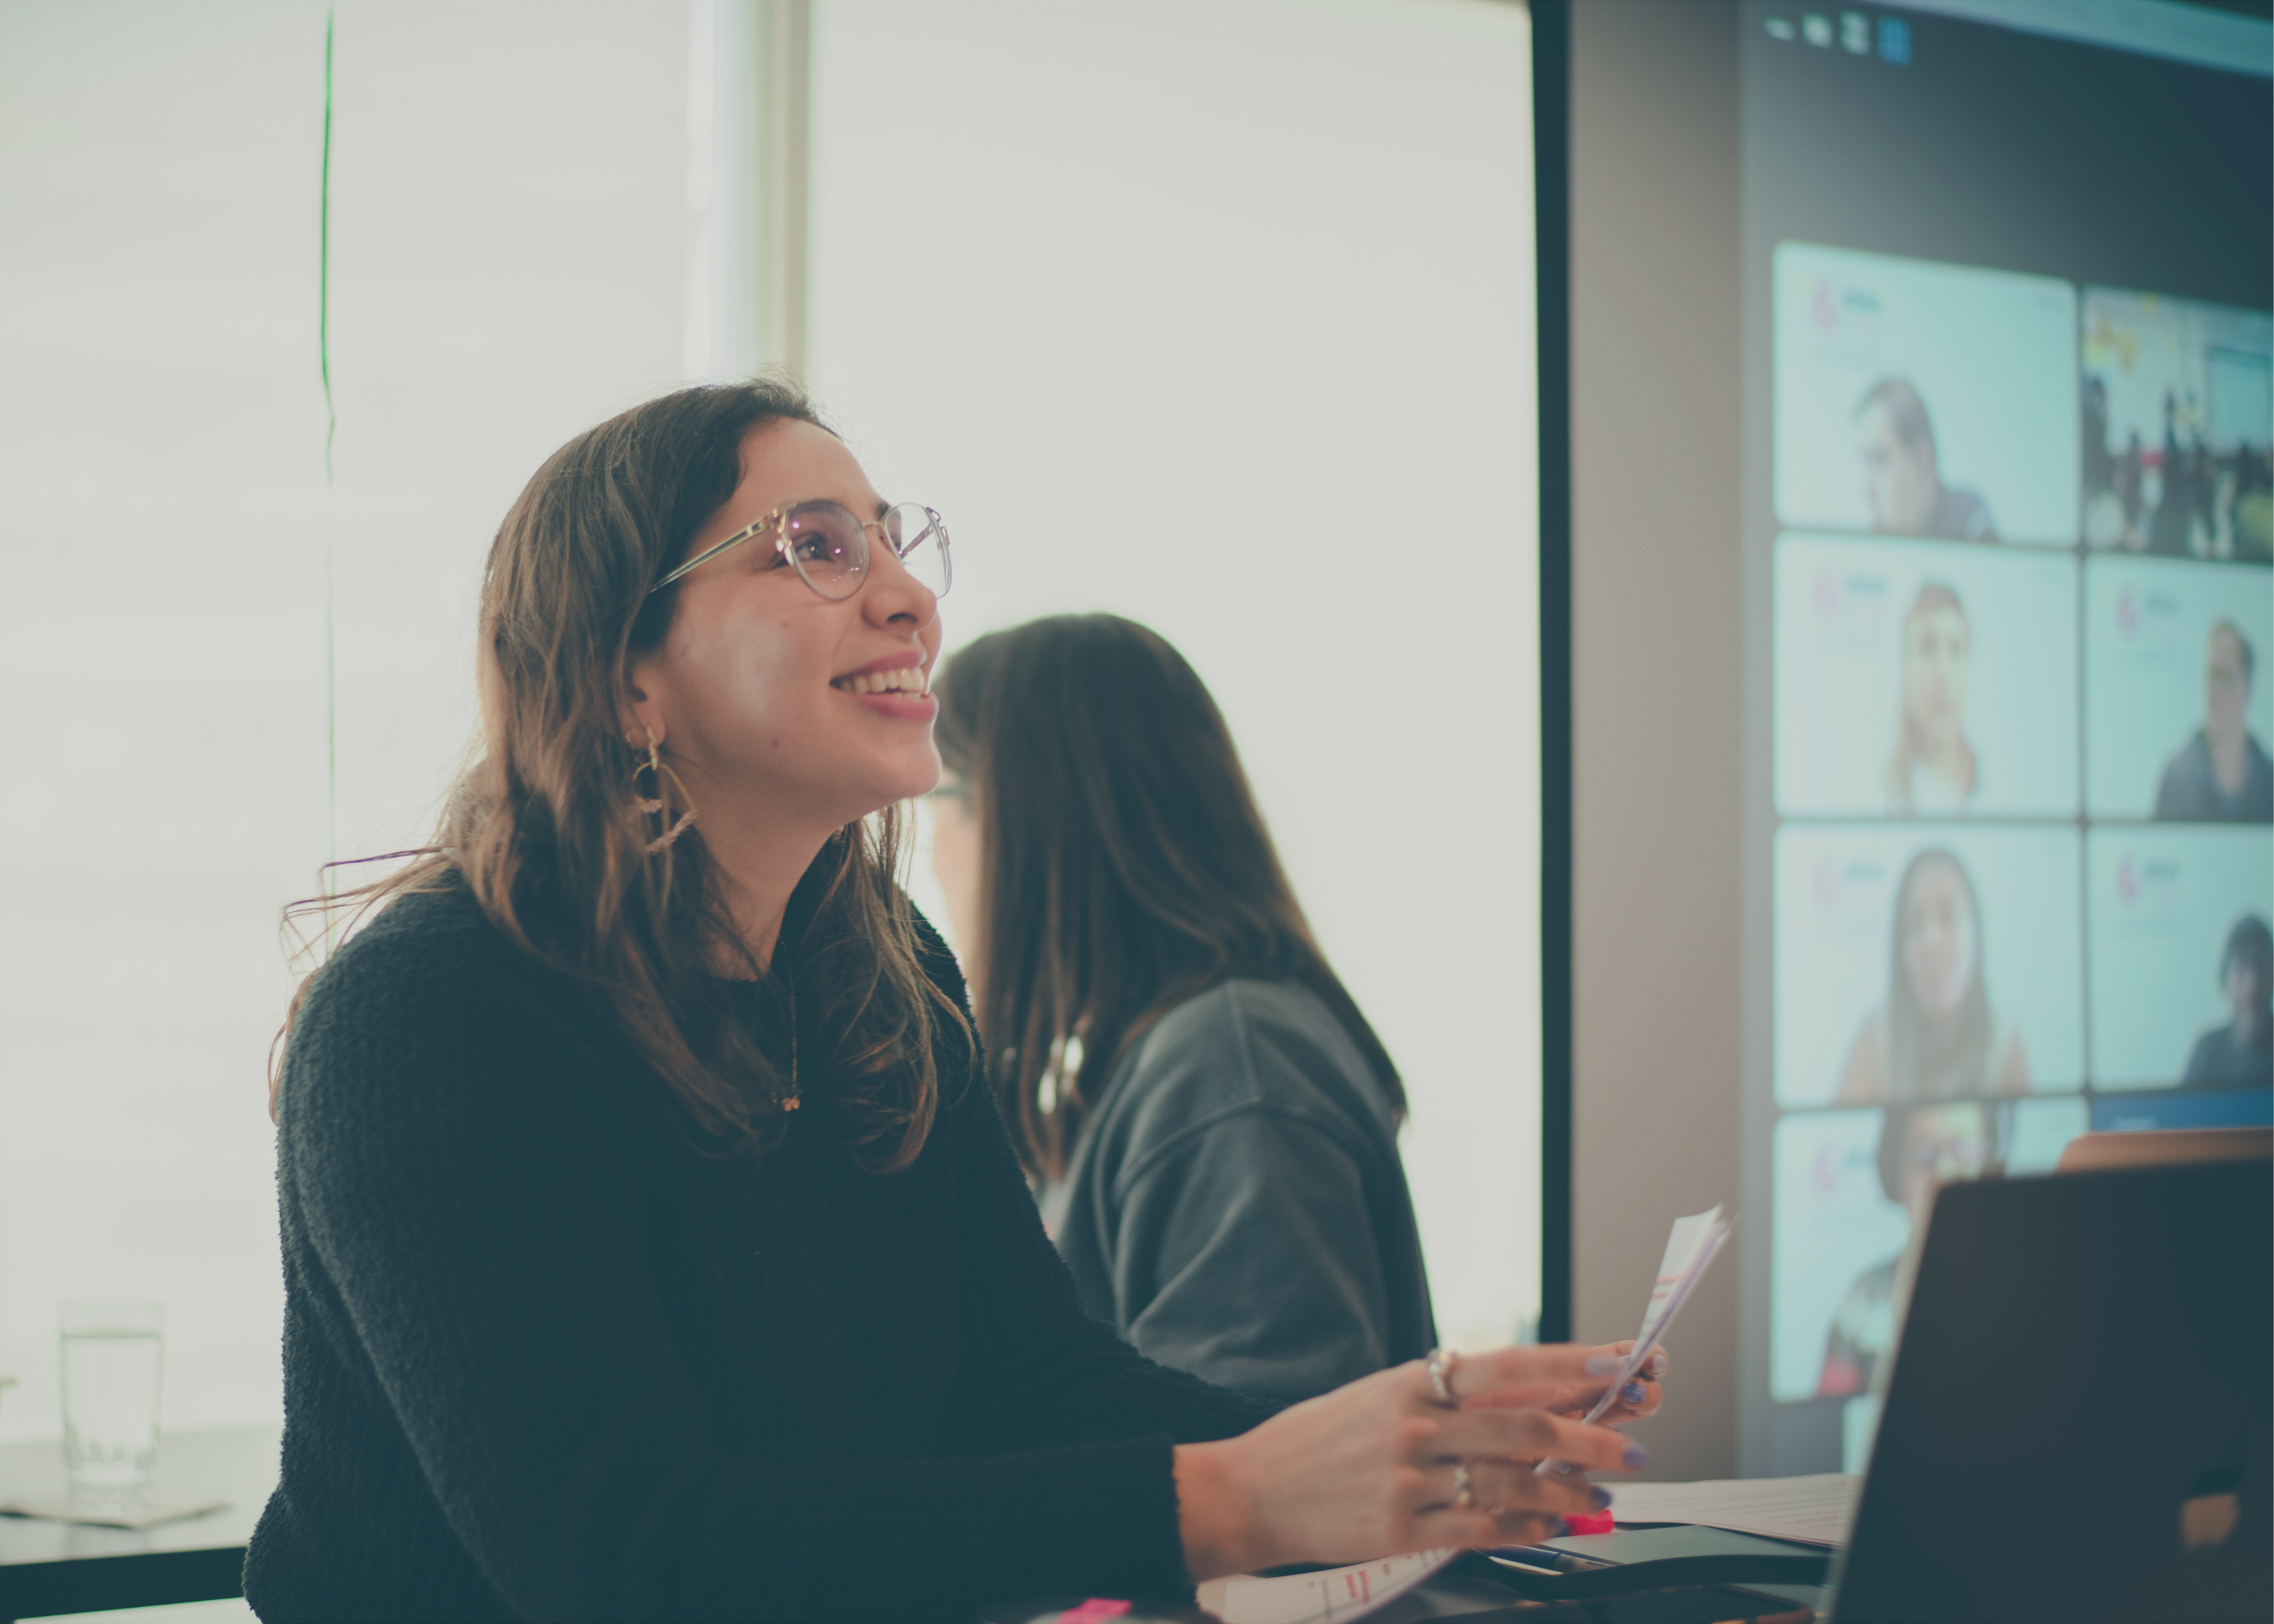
630, 728, 698, 853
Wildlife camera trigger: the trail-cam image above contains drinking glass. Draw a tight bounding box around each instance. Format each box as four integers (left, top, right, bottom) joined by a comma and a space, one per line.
60, 1301, 164, 1505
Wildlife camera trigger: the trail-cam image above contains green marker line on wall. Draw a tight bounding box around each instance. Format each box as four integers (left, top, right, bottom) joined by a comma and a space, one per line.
320, 8, 338, 894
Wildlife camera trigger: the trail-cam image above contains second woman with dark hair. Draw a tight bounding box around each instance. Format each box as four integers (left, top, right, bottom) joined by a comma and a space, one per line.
934, 615, 1468, 1404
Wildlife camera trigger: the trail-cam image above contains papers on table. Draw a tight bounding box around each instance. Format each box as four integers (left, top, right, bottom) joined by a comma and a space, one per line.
1195, 1549, 1456, 1624
1605, 1473, 1860, 1547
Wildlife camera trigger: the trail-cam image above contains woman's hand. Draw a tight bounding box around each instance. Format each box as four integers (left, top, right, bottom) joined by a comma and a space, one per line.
1174, 1345, 1652, 1580
1463, 1340, 1668, 1427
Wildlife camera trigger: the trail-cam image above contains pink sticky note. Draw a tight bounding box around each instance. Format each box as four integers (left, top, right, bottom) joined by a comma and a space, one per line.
1056, 1600, 1132, 1624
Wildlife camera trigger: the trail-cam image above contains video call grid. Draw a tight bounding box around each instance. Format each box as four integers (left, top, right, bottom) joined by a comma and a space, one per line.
1763, 243, 2271, 1415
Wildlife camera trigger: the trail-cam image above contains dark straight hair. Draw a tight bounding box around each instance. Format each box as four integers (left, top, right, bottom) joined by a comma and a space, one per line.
932, 613, 1403, 1179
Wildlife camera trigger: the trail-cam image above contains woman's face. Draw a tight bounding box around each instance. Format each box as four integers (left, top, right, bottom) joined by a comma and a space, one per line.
2228, 952, 2269, 1027
628, 419, 943, 831
1901, 860, 1979, 1021
2205, 625, 2250, 739
1902, 606, 1971, 748
1858, 403, 1939, 535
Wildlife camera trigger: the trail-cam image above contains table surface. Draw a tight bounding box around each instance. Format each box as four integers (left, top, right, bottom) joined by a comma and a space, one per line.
0, 1425, 279, 1568
1, 1434, 1837, 1621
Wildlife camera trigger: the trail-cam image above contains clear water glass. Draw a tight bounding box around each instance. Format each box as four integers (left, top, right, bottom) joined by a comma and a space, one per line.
60, 1300, 164, 1504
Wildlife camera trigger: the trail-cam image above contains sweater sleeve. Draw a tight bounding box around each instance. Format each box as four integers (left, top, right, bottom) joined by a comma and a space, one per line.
1086, 984, 1399, 1404
1113, 1105, 1391, 1404
281, 921, 1234, 1623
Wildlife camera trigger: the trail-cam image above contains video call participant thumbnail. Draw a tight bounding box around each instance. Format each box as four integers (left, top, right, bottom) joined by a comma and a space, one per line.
1835, 847, 2030, 1105
1774, 244, 2076, 544
1774, 535, 2080, 819
1856, 377, 1999, 542
1818, 1099, 2000, 1399
2156, 620, 2274, 822
1884, 581, 1978, 815
2080, 287, 2273, 560
2183, 915, 2273, 1089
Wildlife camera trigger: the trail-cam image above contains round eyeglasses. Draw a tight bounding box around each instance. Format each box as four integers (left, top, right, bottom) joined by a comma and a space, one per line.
648, 500, 951, 602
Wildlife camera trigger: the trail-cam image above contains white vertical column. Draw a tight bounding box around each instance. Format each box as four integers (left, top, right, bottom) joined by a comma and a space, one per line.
685, 0, 808, 384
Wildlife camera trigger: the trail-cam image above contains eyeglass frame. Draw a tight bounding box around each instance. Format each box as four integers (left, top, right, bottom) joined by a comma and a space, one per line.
646, 499, 951, 600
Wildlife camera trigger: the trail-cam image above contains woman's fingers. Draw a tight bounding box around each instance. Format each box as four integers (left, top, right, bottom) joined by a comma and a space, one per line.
1591, 1375, 1665, 1424
1592, 1343, 1667, 1421
1399, 1461, 1605, 1552
1437, 1343, 1618, 1408
1488, 1508, 1573, 1548
1436, 1456, 1608, 1516
1454, 1341, 1669, 1420
1414, 1505, 1577, 1552
1409, 1505, 1518, 1551
1432, 1406, 1644, 1475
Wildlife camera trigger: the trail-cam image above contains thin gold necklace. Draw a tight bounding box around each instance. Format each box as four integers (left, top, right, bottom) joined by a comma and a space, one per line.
782, 980, 800, 1112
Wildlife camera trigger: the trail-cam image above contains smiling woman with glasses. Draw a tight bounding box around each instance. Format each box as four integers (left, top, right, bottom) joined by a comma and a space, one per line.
248, 379, 1653, 1623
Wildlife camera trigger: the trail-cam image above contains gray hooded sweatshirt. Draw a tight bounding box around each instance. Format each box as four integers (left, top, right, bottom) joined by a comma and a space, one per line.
1039, 978, 1437, 1404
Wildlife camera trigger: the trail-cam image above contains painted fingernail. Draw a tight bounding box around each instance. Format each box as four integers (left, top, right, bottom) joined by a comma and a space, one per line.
1585, 1353, 1623, 1377
1621, 1381, 1648, 1405
1546, 1516, 1570, 1538
1591, 1486, 1615, 1510
1622, 1443, 1650, 1470
1647, 1351, 1667, 1376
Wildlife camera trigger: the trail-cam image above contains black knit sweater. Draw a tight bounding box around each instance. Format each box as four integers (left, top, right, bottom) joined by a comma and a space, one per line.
244, 885, 1273, 1623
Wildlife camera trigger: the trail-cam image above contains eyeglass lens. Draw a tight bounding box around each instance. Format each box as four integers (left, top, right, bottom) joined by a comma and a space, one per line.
885, 503, 951, 599
779, 503, 870, 600
778, 501, 951, 601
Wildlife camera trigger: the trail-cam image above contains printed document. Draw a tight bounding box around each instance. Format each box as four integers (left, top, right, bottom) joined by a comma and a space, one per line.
1581, 1204, 1731, 1427
1195, 1549, 1456, 1624
1605, 1473, 1860, 1547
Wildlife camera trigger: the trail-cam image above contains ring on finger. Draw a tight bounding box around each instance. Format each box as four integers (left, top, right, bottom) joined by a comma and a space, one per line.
1425, 1347, 1461, 1406
1453, 1462, 1474, 1510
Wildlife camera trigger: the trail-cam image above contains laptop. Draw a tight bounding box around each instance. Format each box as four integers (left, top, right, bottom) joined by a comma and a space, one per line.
1830, 1156, 2271, 1623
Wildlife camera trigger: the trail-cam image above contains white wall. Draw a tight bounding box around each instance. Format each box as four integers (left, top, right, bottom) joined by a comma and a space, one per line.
809, 0, 1545, 1351
0, 0, 694, 1440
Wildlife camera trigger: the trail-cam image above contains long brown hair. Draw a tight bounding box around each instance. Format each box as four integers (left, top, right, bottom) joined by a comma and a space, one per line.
933, 613, 1403, 1179
275, 379, 963, 1170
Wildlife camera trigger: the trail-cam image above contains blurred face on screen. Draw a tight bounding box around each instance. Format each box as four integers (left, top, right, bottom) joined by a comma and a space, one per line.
1901, 860, 1979, 1023
1858, 401, 1939, 534
1898, 1102, 1991, 1216
2230, 954, 2269, 1036
1902, 603, 1971, 755
2206, 624, 2250, 744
